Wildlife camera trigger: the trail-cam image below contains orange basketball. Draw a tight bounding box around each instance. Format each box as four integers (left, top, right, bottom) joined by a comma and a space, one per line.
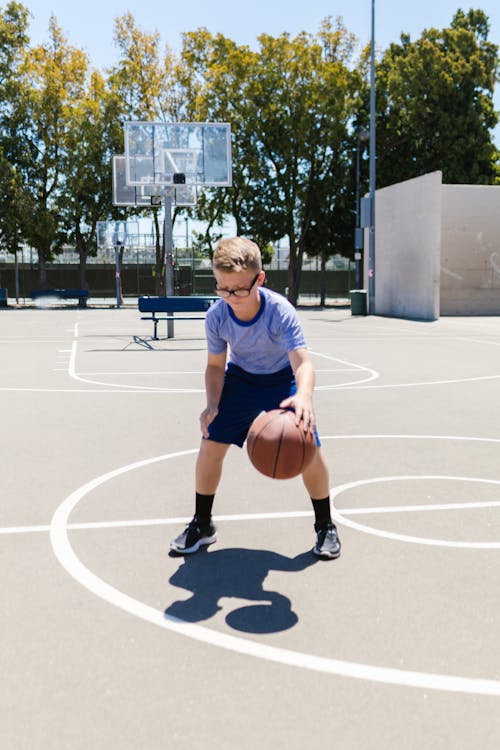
246, 409, 317, 479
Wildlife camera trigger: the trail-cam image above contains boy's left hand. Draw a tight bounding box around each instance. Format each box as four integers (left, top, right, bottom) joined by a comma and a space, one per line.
279, 393, 315, 433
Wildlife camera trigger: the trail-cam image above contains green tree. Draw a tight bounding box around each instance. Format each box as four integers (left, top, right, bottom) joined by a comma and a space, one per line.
57, 70, 125, 293
176, 19, 359, 304
14, 16, 88, 287
376, 8, 499, 187
0, 2, 30, 258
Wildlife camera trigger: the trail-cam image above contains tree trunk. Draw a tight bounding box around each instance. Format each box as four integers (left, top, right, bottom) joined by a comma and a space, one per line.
38, 254, 47, 290
319, 247, 327, 307
286, 236, 303, 306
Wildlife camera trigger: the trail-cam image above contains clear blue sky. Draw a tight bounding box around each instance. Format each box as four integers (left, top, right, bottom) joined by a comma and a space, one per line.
22, 0, 500, 145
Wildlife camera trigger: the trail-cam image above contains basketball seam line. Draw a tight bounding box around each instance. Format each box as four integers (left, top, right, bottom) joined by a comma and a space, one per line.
272, 414, 286, 478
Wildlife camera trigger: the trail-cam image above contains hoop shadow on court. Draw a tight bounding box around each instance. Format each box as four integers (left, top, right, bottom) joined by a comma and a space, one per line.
164, 548, 319, 634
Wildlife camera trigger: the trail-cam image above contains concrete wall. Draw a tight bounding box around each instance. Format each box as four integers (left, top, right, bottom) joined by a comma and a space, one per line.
440, 185, 500, 315
365, 171, 442, 320
366, 175, 500, 319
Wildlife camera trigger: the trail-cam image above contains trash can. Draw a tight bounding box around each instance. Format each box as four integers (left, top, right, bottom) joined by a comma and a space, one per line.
0, 288, 7, 308
350, 289, 367, 316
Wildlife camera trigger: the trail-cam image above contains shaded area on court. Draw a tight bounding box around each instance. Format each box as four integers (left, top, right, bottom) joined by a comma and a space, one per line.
165, 547, 319, 633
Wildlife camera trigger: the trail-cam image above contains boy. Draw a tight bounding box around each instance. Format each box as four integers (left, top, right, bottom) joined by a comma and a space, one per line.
170, 237, 341, 560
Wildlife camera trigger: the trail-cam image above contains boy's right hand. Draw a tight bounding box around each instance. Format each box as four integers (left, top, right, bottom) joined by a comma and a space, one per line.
200, 406, 218, 438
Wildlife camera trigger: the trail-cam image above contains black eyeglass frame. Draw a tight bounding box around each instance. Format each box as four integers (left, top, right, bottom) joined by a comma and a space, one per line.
215, 272, 261, 298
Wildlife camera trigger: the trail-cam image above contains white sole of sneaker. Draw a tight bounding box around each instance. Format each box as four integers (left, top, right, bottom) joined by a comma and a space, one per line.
313, 546, 341, 560
170, 533, 217, 555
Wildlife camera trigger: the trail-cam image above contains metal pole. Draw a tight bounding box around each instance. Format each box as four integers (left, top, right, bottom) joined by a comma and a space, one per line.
164, 194, 174, 337
114, 247, 122, 308
368, 0, 376, 313
15, 248, 19, 303
355, 134, 361, 290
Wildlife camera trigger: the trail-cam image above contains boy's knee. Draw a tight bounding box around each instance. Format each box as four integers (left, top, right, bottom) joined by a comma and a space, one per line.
199, 439, 229, 461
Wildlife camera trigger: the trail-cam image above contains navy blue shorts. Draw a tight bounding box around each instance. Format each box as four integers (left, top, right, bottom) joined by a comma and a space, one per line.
207, 362, 321, 448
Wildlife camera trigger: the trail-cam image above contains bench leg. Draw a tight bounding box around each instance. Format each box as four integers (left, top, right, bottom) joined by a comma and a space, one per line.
167, 319, 174, 338
153, 317, 159, 340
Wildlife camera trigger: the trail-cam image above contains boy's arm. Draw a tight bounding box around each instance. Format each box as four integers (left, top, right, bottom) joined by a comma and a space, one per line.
281, 348, 316, 432
200, 351, 227, 437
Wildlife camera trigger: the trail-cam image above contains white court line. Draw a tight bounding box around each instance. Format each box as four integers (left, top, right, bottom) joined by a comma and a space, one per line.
1, 511, 313, 536
341, 499, 500, 515
0, 340, 73, 344
76, 368, 359, 376
332, 475, 500, 549
20, 327, 500, 394
309, 350, 500, 391
48, 436, 500, 696
331, 373, 500, 390
5, 498, 500, 536
455, 337, 500, 347
78, 370, 206, 376
4, 334, 498, 394
68, 340, 204, 393
66, 340, 377, 393
0, 386, 206, 393
309, 350, 379, 387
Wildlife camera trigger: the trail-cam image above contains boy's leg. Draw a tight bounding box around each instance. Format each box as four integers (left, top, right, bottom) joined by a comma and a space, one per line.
196, 438, 230, 495
302, 447, 341, 560
170, 439, 230, 555
301, 446, 330, 499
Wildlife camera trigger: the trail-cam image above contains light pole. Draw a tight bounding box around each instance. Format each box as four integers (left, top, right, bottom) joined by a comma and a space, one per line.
368, 0, 376, 313
355, 128, 369, 290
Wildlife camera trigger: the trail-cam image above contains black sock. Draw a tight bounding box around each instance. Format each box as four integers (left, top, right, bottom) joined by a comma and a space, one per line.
195, 492, 215, 524
311, 496, 331, 526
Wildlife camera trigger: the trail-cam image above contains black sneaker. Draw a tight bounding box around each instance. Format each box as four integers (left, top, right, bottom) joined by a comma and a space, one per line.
313, 522, 341, 559
170, 516, 217, 555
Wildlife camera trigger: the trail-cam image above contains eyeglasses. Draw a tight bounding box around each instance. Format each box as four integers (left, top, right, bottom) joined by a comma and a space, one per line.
215, 272, 260, 299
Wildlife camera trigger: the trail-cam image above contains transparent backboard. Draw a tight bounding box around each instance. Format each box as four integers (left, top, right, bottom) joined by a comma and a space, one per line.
96, 220, 140, 249
123, 122, 232, 187
112, 155, 197, 207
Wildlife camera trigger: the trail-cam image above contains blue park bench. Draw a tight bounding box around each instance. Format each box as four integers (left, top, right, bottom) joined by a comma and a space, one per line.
138, 295, 218, 340
30, 289, 89, 308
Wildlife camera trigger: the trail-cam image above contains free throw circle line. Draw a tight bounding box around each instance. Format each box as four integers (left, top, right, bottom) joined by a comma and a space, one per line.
331, 475, 500, 549
50, 440, 500, 696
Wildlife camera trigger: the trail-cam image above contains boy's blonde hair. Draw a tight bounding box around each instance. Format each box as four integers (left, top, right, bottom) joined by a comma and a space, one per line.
213, 237, 262, 273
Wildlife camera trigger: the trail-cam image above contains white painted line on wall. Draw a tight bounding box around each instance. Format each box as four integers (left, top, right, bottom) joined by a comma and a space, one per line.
440, 266, 464, 280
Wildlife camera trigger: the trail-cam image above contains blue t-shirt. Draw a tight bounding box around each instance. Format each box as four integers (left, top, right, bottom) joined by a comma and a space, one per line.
205, 287, 307, 374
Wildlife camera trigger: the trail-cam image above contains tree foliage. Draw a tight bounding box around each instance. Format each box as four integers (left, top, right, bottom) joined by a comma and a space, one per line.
376, 8, 499, 187
176, 19, 359, 303
0, 4, 498, 299
57, 71, 124, 288
8, 16, 89, 285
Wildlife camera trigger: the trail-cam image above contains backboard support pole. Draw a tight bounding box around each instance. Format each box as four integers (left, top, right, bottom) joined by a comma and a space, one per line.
164, 194, 174, 337
368, 0, 376, 314
114, 247, 122, 308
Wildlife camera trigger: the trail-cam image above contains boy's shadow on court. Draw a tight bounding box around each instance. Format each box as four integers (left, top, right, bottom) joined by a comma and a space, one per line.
164, 548, 319, 634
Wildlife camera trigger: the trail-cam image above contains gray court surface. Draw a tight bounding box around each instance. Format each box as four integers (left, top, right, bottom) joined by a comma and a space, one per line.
1, 306, 500, 750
